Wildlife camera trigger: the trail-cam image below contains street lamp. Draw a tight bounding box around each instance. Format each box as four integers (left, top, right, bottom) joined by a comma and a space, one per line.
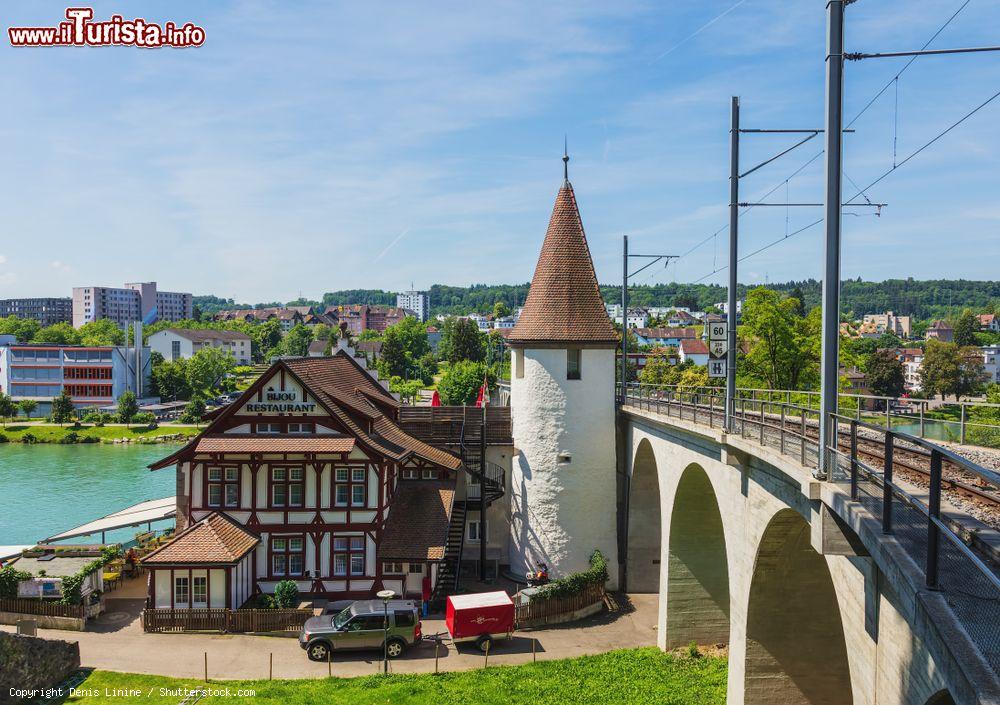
376, 589, 394, 674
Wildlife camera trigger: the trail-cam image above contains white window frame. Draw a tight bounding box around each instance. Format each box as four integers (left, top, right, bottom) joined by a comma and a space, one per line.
467, 519, 489, 543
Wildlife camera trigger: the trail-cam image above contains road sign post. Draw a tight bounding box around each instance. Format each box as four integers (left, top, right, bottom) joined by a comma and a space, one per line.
708, 321, 728, 380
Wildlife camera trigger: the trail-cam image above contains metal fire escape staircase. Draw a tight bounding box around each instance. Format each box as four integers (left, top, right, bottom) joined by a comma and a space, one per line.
432, 417, 506, 602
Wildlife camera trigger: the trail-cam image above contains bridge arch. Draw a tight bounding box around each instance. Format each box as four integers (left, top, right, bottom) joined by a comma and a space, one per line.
745, 508, 853, 705
627, 438, 662, 593
664, 462, 730, 648
924, 691, 956, 705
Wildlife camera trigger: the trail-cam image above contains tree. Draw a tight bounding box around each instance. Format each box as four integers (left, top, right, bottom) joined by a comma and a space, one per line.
32, 322, 80, 345
789, 286, 806, 317
958, 346, 987, 399
866, 350, 906, 400
18, 399, 37, 420
117, 391, 139, 426
151, 359, 192, 402
953, 309, 979, 348
186, 346, 236, 396
438, 317, 485, 363
378, 329, 408, 379
920, 339, 962, 399
740, 287, 819, 390
493, 301, 511, 319
0, 393, 15, 426
388, 376, 423, 404
179, 397, 206, 424
273, 580, 299, 609
282, 324, 314, 357
639, 347, 680, 387
50, 389, 76, 426
0, 315, 41, 342
78, 319, 124, 346
437, 360, 493, 405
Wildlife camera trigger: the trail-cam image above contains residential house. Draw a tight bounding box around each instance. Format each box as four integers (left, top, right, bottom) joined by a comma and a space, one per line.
634, 327, 699, 348
862, 311, 911, 338
982, 345, 1000, 384
679, 339, 710, 366
925, 321, 954, 343
979, 314, 1000, 333
149, 329, 253, 366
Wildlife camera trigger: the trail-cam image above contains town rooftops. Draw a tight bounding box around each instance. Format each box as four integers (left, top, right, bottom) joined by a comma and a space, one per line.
680, 339, 709, 355
379, 480, 456, 561
635, 327, 699, 340
160, 328, 250, 342
142, 513, 259, 566
508, 179, 617, 346
929, 320, 953, 330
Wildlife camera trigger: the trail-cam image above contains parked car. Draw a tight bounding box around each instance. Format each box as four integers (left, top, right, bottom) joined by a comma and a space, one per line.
299, 599, 422, 661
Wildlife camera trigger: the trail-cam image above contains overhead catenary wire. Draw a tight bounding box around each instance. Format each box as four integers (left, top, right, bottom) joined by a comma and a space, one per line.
643, 0, 975, 287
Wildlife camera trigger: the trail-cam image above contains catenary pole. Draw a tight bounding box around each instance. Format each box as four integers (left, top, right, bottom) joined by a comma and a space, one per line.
819, 0, 845, 478
621, 235, 629, 404
726, 97, 740, 432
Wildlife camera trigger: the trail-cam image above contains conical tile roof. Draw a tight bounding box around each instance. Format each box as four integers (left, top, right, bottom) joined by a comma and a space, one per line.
509, 182, 617, 345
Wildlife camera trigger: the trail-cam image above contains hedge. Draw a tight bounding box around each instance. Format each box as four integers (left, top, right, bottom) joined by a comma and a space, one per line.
533, 550, 608, 602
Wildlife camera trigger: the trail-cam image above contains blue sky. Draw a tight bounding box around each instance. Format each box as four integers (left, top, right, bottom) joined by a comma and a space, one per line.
1, 1, 998, 303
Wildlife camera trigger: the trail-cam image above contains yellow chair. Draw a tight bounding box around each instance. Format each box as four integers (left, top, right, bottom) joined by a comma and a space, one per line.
103, 571, 121, 590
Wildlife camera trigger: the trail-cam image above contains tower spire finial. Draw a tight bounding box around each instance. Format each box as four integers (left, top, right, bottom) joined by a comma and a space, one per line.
563, 135, 570, 184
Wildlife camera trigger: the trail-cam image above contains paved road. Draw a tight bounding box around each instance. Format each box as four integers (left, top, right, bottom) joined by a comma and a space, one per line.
1, 594, 658, 680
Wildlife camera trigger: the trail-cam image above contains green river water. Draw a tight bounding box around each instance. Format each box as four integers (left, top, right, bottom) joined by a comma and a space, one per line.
0, 443, 179, 546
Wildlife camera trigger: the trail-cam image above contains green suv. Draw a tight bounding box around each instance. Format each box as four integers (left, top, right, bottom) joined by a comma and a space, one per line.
299, 599, 422, 661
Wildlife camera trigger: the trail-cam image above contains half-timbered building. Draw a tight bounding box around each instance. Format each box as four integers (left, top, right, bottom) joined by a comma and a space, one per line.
143, 347, 466, 608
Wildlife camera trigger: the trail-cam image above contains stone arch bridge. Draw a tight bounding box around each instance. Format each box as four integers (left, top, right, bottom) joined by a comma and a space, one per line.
618, 388, 1000, 705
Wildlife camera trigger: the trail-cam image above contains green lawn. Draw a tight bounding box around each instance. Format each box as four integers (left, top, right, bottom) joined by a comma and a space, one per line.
0, 423, 200, 444
64, 649, 726, 705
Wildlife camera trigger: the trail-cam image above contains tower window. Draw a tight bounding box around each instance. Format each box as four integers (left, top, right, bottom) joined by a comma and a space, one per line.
515, 349, 525, 379
567, 349, 581, 380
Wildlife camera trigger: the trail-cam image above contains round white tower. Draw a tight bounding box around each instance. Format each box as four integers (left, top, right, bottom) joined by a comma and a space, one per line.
508, 158, 619, 588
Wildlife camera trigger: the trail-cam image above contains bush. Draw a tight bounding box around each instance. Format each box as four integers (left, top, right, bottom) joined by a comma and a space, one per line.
60, 431, 80, 444
132, 412, 157, 427
82, 411, 113, 426
0, 565, 33, 599
20, 432, 38, 444
273, 580, 300, 609
179, 398, 206, 424
534, 550, 608, 602
0, 433, 8, 443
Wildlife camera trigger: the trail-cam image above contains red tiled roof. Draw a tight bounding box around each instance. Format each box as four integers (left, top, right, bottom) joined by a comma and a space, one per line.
680, 339, 709, 355
151, 350, 461, 472
509, 182, 616, 346
379, 480, 456, 561
635, 327, 698, 339
194, 435, 355, 454
142, 513, 258, 565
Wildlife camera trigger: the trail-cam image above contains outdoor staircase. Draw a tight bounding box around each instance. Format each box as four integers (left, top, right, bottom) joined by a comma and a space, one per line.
431, 499, 468, 604
428, 416, 507, 605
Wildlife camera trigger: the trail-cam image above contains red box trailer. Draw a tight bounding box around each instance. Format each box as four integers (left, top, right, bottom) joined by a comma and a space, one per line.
446, 591, 515, 652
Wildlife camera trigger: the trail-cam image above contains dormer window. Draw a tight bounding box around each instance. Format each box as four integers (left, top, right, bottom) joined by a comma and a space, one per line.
288, 422, 315, 434
257, 423, 280, 434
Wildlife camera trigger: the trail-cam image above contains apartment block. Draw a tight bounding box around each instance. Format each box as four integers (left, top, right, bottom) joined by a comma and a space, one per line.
73, 281, 192, 328
0, 298, 72, 326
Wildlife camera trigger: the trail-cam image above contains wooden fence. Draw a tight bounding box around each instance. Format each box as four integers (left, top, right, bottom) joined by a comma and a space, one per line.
142, 607, 312, 633
0, 598, 85, 619
514, 582, 606, 627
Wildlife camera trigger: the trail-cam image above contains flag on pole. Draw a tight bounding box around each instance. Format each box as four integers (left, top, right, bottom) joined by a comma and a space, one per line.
431, 390, 441, 407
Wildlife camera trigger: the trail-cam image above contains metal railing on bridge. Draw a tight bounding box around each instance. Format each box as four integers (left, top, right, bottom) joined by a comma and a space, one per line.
620, 382, 1000, 674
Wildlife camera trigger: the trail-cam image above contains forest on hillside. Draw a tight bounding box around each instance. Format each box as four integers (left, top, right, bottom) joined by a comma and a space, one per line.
194, 278, 1000, 321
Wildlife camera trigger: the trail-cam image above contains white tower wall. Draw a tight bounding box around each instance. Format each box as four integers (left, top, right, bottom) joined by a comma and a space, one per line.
509, 345, 619, 588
